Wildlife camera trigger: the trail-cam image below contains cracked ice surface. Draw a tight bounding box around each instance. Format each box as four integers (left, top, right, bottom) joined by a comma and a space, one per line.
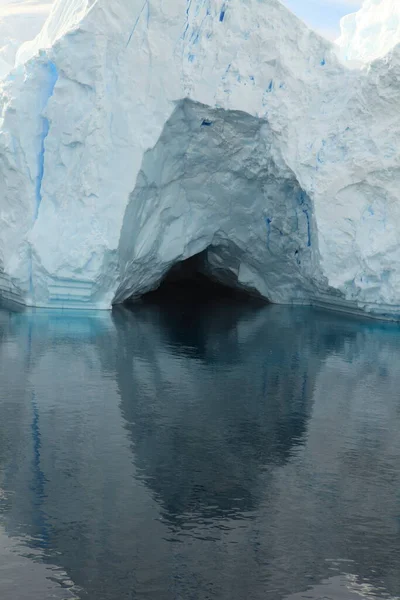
1, 0, 400, 317
116, 100, 320, 305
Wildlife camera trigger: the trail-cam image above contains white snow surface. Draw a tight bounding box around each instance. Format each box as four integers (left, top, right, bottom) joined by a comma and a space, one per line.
1, 0, 400, 317
337, 0, 400, 63
0, 1, 52, 79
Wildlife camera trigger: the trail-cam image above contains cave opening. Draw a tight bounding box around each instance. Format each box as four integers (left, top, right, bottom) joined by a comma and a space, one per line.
131, 251, 266, 306
115, 99, 319, 309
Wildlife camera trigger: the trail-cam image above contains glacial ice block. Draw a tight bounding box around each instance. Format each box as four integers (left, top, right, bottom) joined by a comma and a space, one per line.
336, 0, 400, 64
1, 0, 400, 318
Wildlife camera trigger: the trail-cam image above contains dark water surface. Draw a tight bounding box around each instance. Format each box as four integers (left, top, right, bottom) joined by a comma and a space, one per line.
1, 299, 400, 599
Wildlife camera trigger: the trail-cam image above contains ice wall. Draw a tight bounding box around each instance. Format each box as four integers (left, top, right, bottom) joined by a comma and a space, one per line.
1, 0, 400, 318
337, 0, 400, 63
0, 1, 52, 79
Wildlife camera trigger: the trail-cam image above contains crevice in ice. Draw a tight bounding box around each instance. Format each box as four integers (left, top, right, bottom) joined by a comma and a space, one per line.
27, 59, 59, 302
115, 99, 322, 306
126, 0, 148, 47
34, 60, 58, 222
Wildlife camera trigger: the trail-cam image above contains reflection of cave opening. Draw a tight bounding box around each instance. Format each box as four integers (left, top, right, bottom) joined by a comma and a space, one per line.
137, 250, 266, 305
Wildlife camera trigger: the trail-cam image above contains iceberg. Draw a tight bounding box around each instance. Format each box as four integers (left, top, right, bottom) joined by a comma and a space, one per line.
0, 1, 52, 79
337, 0, 400, 64
1, 0, 400, 318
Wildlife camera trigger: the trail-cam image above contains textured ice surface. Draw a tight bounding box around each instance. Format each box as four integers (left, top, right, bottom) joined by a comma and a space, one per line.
337, 0, 400, 64
1, 0, 400, 317
0, 1, 52, 79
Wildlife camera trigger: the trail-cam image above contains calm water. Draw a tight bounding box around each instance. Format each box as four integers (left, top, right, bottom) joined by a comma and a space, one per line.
1, 298, 400, 600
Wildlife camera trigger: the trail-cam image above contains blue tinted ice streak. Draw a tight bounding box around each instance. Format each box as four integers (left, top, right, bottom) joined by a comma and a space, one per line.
265, 217, 272, 249
220, 1, 227, 21
34, 61, 58, 222
303, 209, 311, 247
126, 0, 148, 47
297, 191, 305, 206
190, 30, 200, 44
35, 118, 50, 221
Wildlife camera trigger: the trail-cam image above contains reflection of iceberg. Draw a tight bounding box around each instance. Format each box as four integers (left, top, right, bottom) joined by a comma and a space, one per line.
113, 304, 318, 521
0, 526, 79, 599
1, 304, 400, 598
286, 573, 398, 600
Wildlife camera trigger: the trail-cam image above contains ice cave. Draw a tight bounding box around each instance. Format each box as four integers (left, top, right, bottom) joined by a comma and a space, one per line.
115, 100, 318, 306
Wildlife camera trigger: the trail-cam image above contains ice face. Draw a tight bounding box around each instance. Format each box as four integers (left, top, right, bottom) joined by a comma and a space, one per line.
0, 1, 52, 79
115, 100, 321, 305
1, 0, 400, 318
336, 0, 400, 64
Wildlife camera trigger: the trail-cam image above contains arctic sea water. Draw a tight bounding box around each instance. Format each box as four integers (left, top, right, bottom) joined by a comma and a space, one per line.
0, 298, 400, 599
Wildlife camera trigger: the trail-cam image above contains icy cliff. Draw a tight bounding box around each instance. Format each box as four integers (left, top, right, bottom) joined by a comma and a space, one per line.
1, 0, 400, 317
337, 0, 400, 64
0, 1, 52, 79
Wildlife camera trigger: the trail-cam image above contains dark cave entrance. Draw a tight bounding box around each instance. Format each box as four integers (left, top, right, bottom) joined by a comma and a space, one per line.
133, 251, 266, 306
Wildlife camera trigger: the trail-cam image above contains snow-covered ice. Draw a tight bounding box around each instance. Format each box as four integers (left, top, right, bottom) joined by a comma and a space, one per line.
0, 1, 52, 79
1, 0, 400, 318
337, 0, 400, 64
